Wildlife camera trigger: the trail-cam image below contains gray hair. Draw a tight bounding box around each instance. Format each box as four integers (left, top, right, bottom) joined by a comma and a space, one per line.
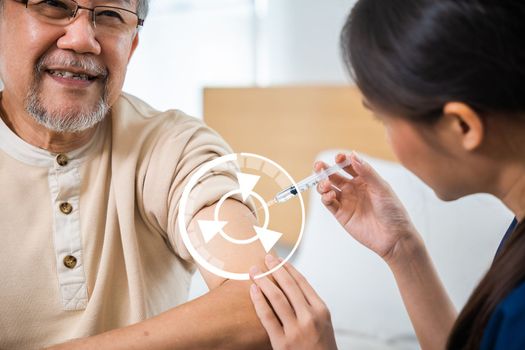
137, 0, 150, 21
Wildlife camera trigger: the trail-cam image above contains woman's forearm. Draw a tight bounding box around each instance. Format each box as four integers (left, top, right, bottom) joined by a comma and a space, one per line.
386, 234, 457, 350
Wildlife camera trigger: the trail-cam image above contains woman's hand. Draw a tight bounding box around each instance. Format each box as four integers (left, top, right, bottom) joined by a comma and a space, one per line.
249, 255, 338, 350
316, 153, 456, 350
316, 152, 419, 264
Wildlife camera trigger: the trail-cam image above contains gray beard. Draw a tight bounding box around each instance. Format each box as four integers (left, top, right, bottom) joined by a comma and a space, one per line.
25, 86, 109, 134
25, 55, 110, 134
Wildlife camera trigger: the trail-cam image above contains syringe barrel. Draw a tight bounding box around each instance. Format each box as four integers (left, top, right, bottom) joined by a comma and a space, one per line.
273, 158, 351, 204
274, 173, 327, 203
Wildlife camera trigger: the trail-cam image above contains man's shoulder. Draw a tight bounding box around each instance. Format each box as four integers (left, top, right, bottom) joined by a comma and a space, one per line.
113, 92, 205, 130
109, 93, 230, 157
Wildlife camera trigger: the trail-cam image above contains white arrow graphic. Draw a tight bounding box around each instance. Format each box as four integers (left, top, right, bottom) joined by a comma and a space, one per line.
198, 220, 228, 243
236, 172, 261, 201
253, 226, 283, 253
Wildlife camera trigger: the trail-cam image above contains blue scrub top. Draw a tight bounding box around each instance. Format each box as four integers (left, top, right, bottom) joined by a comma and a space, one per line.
480, 218, 525, 350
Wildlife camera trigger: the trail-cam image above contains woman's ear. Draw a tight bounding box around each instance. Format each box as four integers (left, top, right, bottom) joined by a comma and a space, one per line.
442, 102, 484, 151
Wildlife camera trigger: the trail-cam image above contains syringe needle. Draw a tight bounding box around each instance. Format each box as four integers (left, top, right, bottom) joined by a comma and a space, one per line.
331, 184, 342, 192
245, 199, 277, 218
266, 199, 277, 207
245, 204, 265, 218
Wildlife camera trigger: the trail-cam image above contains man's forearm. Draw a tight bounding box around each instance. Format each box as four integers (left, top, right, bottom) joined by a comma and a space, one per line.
387, 235, 457, 350
47, 280, 271, 350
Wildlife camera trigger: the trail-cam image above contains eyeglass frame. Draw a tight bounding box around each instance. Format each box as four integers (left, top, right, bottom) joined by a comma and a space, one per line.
17, 0, 145, 28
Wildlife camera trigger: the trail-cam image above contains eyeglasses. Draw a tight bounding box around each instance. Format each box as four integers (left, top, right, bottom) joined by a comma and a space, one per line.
17, 0, 144, 36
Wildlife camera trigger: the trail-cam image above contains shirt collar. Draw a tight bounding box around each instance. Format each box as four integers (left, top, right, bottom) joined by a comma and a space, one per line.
0, 99, 105, 168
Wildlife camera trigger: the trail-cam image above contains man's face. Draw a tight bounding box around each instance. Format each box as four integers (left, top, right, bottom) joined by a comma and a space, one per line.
0, 0, 139, 132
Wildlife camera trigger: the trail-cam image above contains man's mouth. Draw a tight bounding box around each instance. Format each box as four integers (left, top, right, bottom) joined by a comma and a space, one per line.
46, 69, 98, 81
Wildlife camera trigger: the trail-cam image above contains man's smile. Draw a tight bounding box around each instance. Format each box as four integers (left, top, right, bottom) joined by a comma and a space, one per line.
44, 67, 102, 89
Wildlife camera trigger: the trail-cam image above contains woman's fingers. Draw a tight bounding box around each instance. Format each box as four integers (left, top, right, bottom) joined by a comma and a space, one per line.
335, 153, 358, 177
349, 152, 385, 187
313, 161, 327, 173
316, 179, 341, 214
314, 161, 352, 188
317, 153, 387, 191
315, 153, 382, 185
321, 190, 341, 214
264, 255, 310, 317
249, 284, 285, 340
250, 263, 336, 350
250, 266, 296, 327
281, 261, 326, 310
317, 179, 343, 195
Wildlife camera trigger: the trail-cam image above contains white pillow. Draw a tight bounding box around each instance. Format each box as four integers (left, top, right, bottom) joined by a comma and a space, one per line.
291, 151, 513, 345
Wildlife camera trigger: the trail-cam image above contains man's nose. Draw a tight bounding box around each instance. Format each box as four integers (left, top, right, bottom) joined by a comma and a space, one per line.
56, 10, 102, 55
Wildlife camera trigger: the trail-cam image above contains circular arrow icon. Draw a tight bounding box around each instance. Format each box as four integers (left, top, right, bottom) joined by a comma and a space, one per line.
197, 174, 283, 253
178, 153, 305, 281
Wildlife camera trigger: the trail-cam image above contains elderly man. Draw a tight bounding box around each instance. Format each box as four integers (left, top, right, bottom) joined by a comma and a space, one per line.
0, 0, 271, 349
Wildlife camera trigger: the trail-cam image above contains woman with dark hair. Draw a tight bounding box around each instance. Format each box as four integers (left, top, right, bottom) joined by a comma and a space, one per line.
249, 0, 525, 349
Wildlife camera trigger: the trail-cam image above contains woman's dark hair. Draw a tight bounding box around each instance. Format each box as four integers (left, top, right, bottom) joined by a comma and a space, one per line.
341, 1, 525, 349
341, 0, 525, 123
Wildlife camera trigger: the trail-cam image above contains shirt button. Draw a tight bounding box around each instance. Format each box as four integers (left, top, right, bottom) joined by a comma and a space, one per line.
63, 255, 77, 269
59, 202, 73, 215
56, 153, 69, 166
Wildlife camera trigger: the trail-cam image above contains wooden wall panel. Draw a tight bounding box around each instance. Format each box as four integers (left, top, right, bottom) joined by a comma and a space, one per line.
203, 86, 395, 246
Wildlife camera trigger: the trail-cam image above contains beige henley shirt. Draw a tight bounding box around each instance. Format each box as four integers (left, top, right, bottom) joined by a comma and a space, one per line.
0, 92, 238, 349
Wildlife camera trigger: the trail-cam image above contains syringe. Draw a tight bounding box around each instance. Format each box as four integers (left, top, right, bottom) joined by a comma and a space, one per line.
267, 157, 352, 207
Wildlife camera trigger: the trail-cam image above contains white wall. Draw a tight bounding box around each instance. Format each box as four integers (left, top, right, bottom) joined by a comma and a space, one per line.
124, 0, 257, 117
257, 0, 355, 85
123, 0, 357, 116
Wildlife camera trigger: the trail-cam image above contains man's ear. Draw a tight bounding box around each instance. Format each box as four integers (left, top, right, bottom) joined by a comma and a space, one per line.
442, 102, 484, 151
128, 32, 140, 62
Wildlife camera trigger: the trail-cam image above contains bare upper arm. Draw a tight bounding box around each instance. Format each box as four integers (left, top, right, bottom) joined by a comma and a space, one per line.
189, 199, 269, 290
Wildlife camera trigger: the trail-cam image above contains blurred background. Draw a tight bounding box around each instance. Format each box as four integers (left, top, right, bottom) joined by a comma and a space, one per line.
124, 0, 352, 116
